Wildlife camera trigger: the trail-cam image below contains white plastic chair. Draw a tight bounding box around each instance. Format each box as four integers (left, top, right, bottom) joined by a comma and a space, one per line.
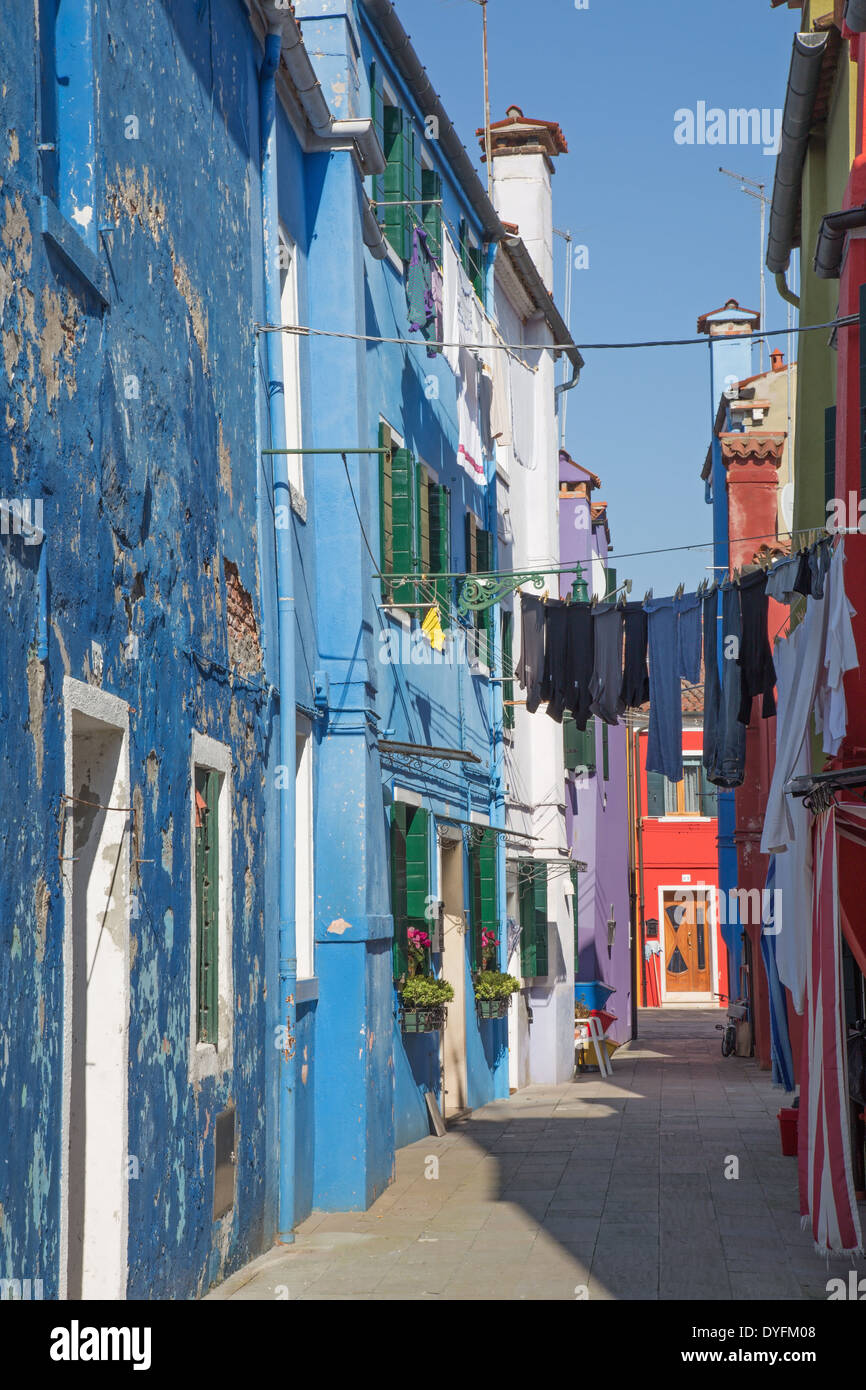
575, 1014, 611, 1077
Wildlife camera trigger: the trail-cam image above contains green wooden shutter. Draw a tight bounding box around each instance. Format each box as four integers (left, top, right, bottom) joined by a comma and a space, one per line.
390, 803, 429, 978
391, 447, 415, 606
502, 608, 514, 730
532, 865, 548, 976
383, 105, 408, 259
825, 405, 837, 513
519, 861, 548, 977
416, 463, 431, 572
422, 167, 442, 261
470, 828, 497, 970
379, 421, 393, 597
195, 767, 220, 1045
390, 802, 409, 978
605, 567, 618, 600
646, 769, 665, 817
602, 722, 609, 781
475, 527, 492, 667
407, 127, 422, 261
570, 866, 579, 975
575, 716, 596, 774
370, 62, 384, 218
563, 712, 579, 770
429, 483, 450, 630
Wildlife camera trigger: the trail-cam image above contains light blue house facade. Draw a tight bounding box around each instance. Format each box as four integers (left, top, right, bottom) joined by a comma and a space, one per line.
0, 0, 579, 1299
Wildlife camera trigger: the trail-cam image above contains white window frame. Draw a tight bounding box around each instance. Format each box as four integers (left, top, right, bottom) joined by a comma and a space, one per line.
189, 731, 233, 1081
296, 714, 315, 983
278, 224, 303, 497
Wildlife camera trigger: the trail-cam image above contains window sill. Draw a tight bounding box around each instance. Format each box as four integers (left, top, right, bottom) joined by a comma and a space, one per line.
382, 241, 405, 277
41, 196, 109, 305
296, 976, 319, 1004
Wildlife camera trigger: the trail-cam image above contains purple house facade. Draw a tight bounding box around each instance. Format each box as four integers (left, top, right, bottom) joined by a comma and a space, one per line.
558, 451, 633, 1044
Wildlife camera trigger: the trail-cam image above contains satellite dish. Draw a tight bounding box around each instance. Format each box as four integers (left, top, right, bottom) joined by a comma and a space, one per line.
780, 482, 794, 535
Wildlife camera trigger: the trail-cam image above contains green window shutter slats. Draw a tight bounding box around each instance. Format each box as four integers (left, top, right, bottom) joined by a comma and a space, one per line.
390, 447, 415, 606
519, 860, 548, 978
459, 216, 484, 301
390, 803, 429, 978
570, 866, 579, 975
429, 484, 451, 630
605, 567, 618, 601
416, 463, 431, 572
379, 422, 393, 594
422, 168, 442, 262
825, 405, 837, 513
370, 61, 384, 216
563, 712, 580, 771
195, 767, 220, 1045
503, 609, 514, 730
470, 828, 497, 971
466, 517, 492, 667
383, 105, 409, 259
646, 769, 665, 817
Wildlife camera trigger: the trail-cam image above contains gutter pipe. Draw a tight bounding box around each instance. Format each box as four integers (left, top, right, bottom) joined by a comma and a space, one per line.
260, 25, 298, 1245
813, 203, 866, 279
766, 31, 829, 275
774, 270, 800, 309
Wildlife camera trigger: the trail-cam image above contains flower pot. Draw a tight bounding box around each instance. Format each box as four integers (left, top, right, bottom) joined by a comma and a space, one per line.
476, 997, 509, 1020
401, 1005, 446, 1034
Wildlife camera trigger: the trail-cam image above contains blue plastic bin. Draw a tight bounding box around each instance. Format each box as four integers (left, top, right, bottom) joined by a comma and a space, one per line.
574, 980, 616, 1012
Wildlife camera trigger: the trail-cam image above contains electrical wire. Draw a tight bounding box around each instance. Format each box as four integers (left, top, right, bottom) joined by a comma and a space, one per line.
255, 313, 858, 356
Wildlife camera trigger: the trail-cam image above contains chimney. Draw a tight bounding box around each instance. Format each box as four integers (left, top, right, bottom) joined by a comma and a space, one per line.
696, 298, 761, 403
770, 347, 785, 372
477, 104, 567, 291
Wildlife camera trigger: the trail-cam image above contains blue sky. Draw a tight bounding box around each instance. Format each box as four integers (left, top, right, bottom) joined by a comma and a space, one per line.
398, 0, 801, 594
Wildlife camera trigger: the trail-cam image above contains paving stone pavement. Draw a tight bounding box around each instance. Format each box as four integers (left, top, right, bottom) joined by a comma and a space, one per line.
207, 1009, 865, 1301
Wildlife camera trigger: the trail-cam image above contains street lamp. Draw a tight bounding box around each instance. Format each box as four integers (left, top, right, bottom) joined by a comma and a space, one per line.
607, 904, 616, 959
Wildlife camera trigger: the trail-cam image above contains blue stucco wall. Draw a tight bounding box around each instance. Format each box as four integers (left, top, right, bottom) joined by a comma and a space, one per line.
0, 0, 323, 1298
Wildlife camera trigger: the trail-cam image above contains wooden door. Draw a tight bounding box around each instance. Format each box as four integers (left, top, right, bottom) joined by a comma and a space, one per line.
663, 892, 711, 995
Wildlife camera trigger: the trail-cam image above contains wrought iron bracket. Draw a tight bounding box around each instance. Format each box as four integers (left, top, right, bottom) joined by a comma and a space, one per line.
457, 571, 545, 616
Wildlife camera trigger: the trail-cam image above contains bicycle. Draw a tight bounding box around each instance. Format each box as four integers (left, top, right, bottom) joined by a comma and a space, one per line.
714, 991, 748, 1057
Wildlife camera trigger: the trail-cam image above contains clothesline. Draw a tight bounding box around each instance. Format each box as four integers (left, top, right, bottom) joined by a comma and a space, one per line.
254, 312, 858, 355
512, 534, 840, 792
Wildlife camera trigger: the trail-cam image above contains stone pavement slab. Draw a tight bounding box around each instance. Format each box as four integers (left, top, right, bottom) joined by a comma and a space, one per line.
206, 1009, 865, 1302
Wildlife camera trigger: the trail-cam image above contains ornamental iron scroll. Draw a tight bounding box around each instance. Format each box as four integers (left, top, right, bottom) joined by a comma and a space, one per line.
457, 571, 545, 616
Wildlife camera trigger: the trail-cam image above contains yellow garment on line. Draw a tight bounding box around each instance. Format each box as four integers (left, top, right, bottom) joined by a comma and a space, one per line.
422, 604, 445, 652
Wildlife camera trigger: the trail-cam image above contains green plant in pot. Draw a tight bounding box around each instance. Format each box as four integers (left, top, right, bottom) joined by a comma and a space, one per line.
400, 973, 454, 1033
473, 969, 520, 1020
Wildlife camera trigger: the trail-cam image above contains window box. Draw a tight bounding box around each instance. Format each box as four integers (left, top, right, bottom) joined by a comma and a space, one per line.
401, 1005, 446, 1034
476, 997, 509, 1021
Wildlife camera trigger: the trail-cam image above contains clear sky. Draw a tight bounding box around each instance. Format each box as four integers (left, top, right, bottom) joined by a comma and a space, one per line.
398, 0, 802, 594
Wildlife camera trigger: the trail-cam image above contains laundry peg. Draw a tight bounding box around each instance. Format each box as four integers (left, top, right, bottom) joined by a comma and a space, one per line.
674, 582, 684, 600
643, 586, 653, 605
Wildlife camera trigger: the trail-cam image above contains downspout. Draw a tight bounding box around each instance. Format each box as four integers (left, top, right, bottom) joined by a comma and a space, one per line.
37, 539, 48, 661
775, 270, 800, 309
260, 27, 297, 1245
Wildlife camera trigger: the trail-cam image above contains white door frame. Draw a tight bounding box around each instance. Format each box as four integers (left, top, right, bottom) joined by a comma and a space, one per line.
59, 678, 131, 1301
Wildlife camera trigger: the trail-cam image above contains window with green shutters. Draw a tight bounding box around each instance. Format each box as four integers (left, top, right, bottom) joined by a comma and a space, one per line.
564, 712, 596, 775
825, 405, 836, 513
390, 802, 430, 980
417, 463, 451, 630
646, 769, 666, 817
465, 511, 493, 667
194, 766, 220, 1045
459, 217, 484, 301
375, 93, 421, 262
502, 608, 514, 730
469, 828, 497, 970
421, 168, 443, 263
519, 860, 548, 978
380, 422, 416, 607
